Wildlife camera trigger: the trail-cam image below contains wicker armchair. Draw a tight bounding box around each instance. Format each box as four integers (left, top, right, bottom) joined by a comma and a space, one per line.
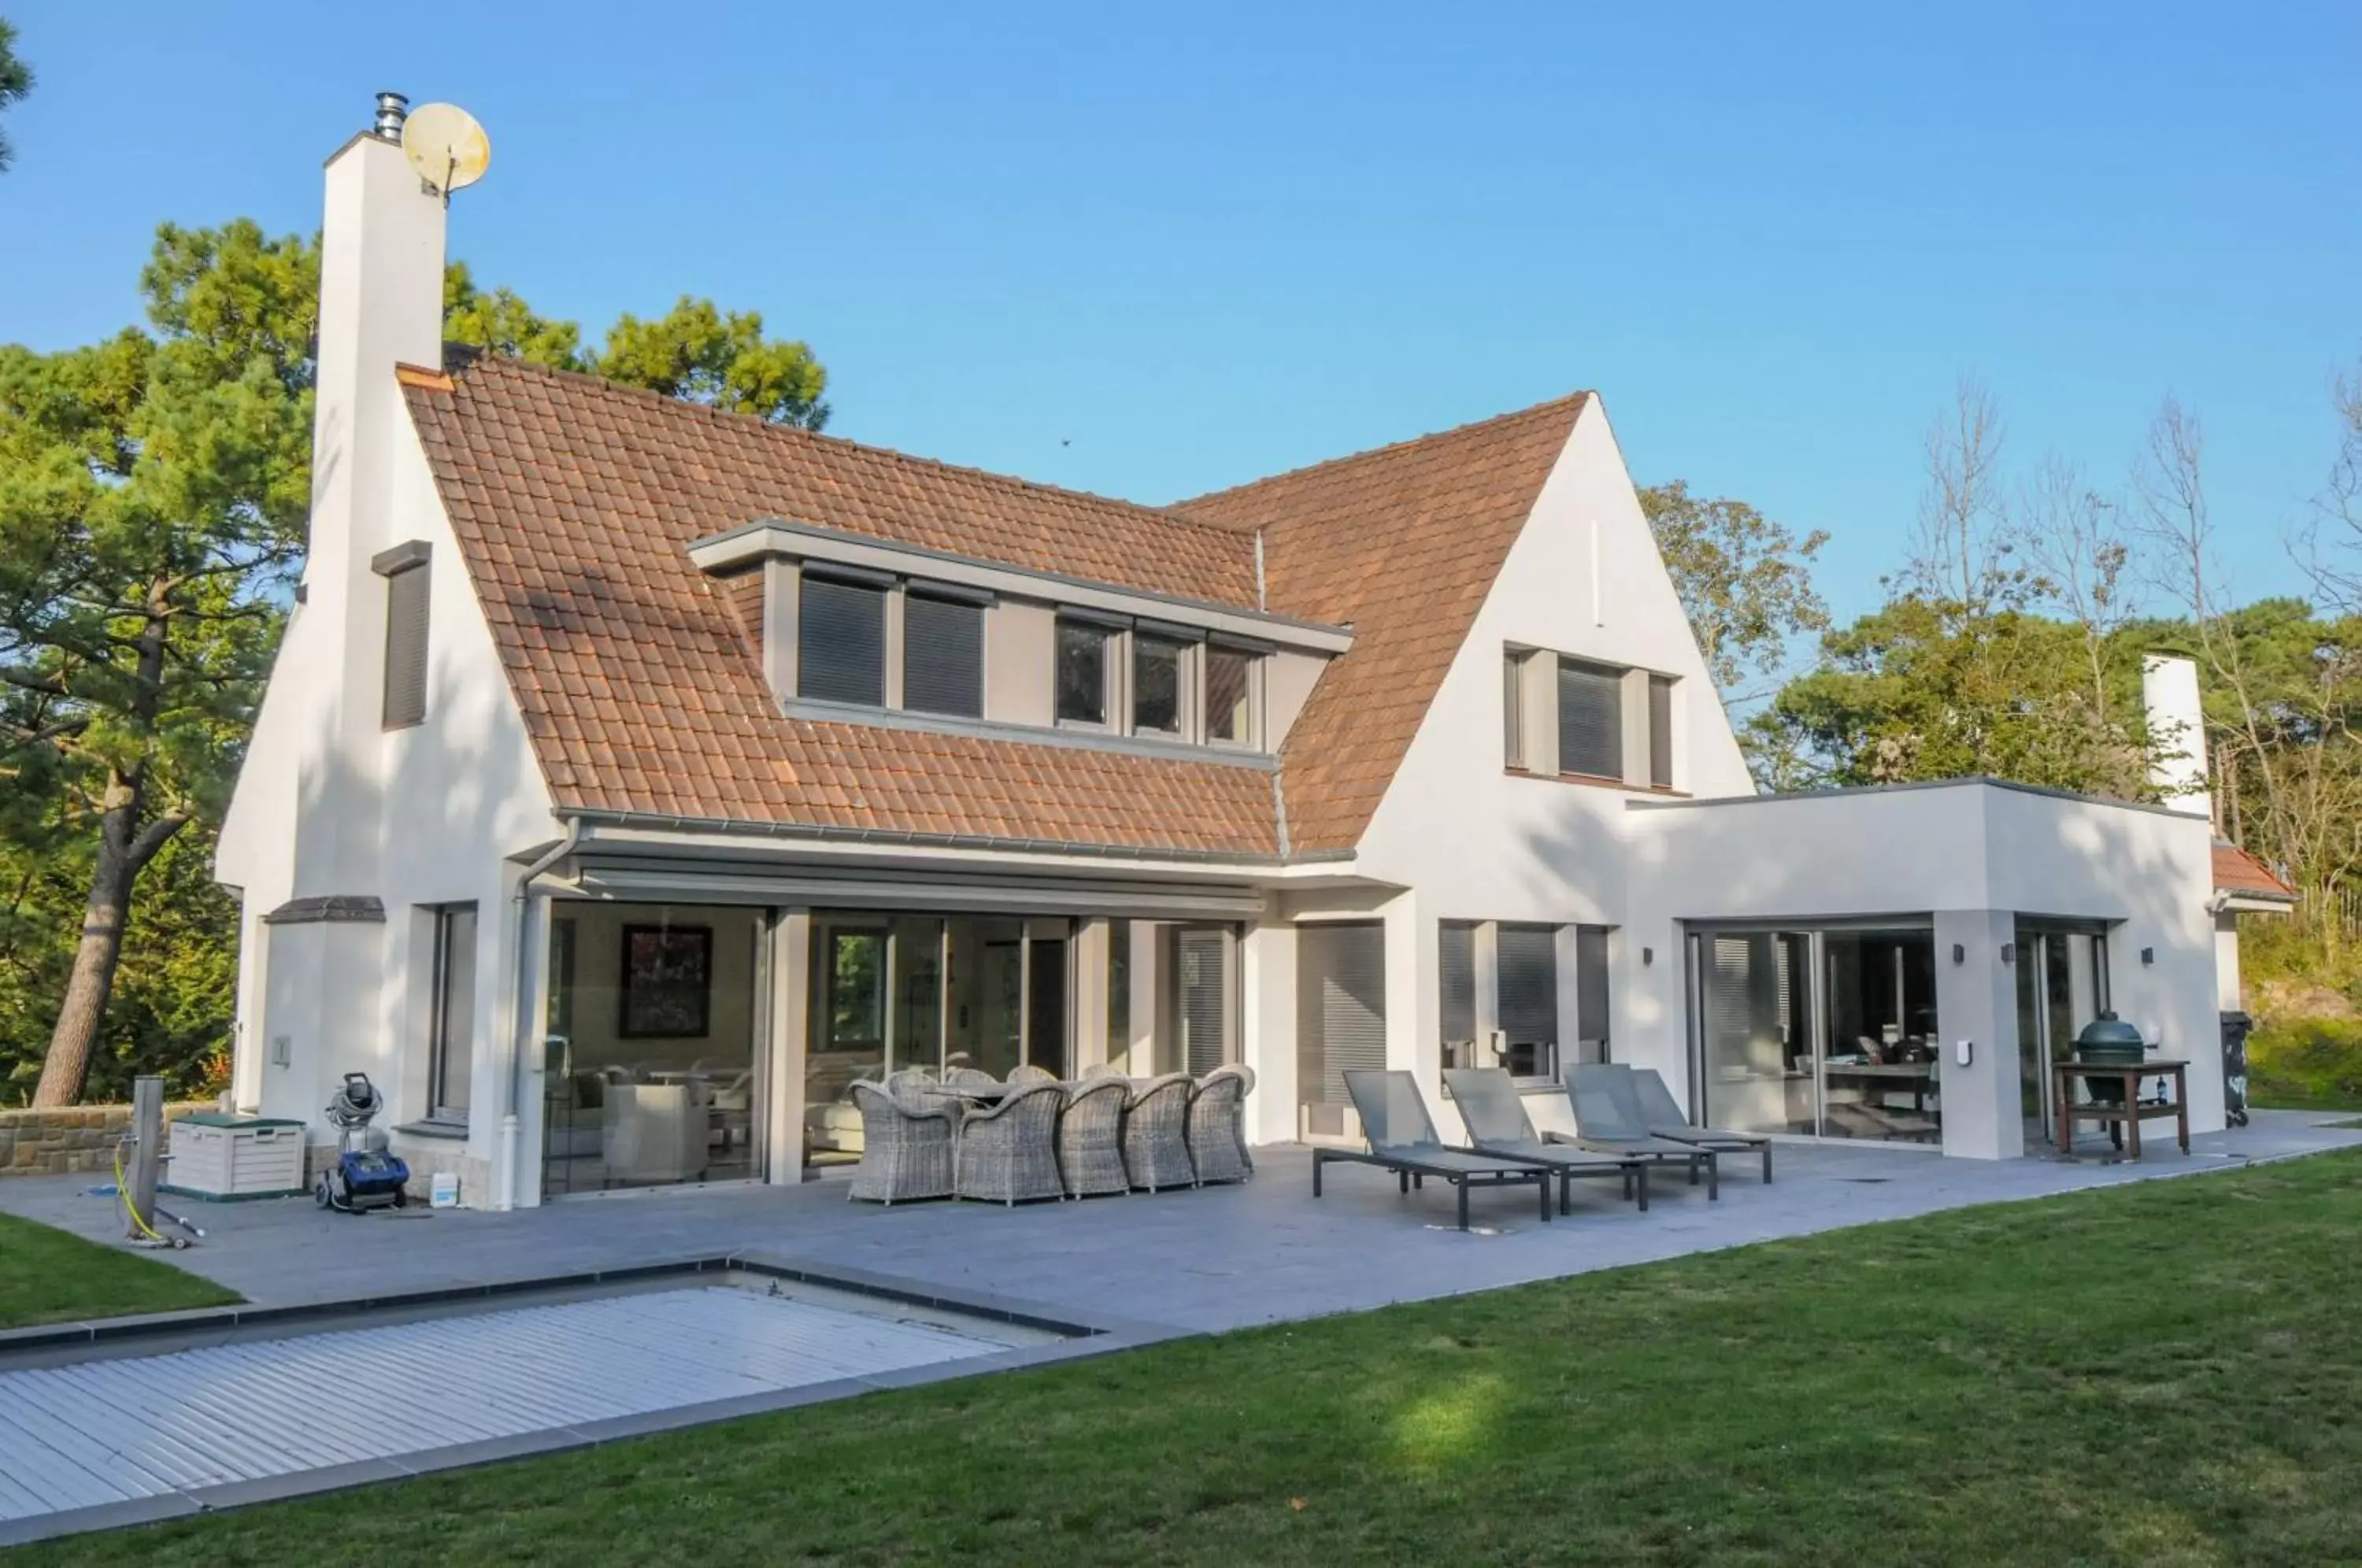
1122, 1073, 1197, 1190
1224, 1063, 1257, 1172
1186, 1068, 1251, 1185
952, 1082, 1067, 1205
1080, 1063, 1127, 1081
943, 1066, 1000, 1089
1057, 1077, 1131, 1197
882, 1067, 942, 1111
846, 1083, 957, 1204
1006, 1063, 1060, 1085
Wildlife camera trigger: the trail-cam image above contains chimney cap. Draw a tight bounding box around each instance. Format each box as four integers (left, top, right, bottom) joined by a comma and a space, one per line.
372, 92, 410, 142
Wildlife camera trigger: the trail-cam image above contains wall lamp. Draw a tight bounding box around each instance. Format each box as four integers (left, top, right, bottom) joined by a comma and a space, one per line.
1952, 943, 1966, 964
2141, 947, 2156, 966
1641, 947, 1654, 966
2000, 941, 2015, 964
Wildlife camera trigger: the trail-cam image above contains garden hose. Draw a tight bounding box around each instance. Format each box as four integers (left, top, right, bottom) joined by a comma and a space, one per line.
112, 1139, 185, 1249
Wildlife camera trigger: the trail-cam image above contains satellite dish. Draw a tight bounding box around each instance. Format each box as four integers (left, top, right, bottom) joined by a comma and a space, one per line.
401, 102, 491, 200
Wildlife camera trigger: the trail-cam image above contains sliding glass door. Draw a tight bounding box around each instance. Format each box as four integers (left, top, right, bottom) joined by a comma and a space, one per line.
1689, 922, 1944, 1145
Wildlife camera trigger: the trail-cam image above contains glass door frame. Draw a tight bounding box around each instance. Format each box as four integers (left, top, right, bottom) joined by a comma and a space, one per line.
2014, 921, 2112, 1143
1683, 916, 1939, 1141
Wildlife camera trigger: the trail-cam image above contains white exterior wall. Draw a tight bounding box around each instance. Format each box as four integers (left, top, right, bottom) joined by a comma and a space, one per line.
217, 124, 560, 1207
1344, 399, 1751, 1132
1622, 782, 2225, 1148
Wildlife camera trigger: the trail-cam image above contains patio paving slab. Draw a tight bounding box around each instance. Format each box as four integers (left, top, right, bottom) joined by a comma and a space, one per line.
4, 1109, 2355, 1336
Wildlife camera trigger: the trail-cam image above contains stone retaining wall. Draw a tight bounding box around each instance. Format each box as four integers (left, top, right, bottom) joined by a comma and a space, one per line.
0, 1102, 213, 1177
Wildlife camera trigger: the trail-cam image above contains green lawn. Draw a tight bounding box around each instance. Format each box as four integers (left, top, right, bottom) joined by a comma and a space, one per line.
0, 1211, 236, 1331
14, 1155, 2362, 1567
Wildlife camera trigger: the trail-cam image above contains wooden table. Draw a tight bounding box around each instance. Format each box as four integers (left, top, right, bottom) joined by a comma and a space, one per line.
2052, 1058, 2189, 1159
1821, 1061, 1939, 1112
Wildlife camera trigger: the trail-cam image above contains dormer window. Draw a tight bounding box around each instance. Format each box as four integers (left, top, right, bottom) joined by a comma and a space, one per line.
1205, 644, 1254, 745
1055, 618, 1112, 726
798, 573, 887, 706
1132, 633, 1188, 737
903, 590, 985, 718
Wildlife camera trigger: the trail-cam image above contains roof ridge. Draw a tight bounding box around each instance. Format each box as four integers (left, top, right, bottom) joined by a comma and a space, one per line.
1175, 390, 1592, 512
446, 349, 1237, 540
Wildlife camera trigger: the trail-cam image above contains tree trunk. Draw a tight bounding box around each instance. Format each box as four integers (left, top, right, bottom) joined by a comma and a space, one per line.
31, 576, 183, 1107
31, 775, 143, 1108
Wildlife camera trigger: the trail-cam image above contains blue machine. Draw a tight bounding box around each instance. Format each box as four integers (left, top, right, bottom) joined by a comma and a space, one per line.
316, 1073, 409, 1213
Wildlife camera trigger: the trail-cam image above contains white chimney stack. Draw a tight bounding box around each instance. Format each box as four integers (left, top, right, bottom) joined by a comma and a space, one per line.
2142, 653, 2212, 821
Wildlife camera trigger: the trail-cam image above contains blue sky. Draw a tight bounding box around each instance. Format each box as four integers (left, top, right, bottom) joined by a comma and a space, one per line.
2, 2, 2356, 623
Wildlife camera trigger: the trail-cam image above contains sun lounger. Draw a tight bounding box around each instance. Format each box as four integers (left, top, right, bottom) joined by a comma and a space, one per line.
1441, 1067, 1650, 1213
1561, 1064, 1720, 1200
1311, 1069, 1553, 1230
1623, 1066, 1773, 1182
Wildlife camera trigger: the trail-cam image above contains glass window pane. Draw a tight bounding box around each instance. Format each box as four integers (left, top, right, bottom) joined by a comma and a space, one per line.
1134, 635, 1184, 734
889, 917, 943, 1072
1205, 646, 1253, 742
1027, 936, 1070, 1077
799, 576, 886, 705
1056, 622, 1107, 724
434, 904, 476, 1117
946, 916, 1026, 1078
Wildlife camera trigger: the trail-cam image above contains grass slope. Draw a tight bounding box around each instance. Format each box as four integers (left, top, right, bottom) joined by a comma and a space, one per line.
14, 1154, 2362, 1567
0, 1212, 236, 1330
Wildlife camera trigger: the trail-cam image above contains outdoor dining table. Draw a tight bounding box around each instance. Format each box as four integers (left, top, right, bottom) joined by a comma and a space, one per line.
2051, 1057, 2190, 1159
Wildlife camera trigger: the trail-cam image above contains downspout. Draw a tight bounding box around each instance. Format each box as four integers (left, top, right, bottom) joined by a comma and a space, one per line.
499, 815, 582, 1210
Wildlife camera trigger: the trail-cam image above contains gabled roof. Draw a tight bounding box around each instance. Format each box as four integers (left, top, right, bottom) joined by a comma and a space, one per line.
2214, 841, 2297, 902
1183, 395, 1589, 851
401, 354, 1583, 860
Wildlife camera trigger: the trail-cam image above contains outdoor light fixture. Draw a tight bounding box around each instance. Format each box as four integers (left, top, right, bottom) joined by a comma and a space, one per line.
2001, 941, 2015, 964
1952, 943, 1965, 964
2142, 947, 2156, 966
1642, 946, 1653, 966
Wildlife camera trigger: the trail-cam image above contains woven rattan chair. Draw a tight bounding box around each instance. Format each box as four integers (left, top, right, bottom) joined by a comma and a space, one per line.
882, 1067, 942, 1111
846, 1082, 956, 1204
1006, 1063, 1060, 1086
1080, 1063, 1127, 1081
1185, 1069, 1251, 1185
1056, 1076, 1131, 1197
952, 1081, 1066, 1205
943, 1065, 1000, 1089
1121, 1072, 1197, 1190
1224, 1063, 1258, 1172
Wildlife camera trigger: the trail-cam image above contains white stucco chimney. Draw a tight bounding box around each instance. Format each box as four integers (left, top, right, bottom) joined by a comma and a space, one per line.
291, 94, 449, 895
309, 91, 446, 570
2142, 653, 2212, 821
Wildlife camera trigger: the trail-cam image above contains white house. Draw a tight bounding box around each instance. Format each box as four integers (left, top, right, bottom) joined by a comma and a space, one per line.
217, 96, 2279, 1209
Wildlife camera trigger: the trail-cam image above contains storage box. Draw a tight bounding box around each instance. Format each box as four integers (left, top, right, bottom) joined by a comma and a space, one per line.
161, 1113, 309, 1200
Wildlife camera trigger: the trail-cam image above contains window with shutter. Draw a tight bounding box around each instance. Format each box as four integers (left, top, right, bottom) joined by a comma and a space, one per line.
1575, 925, 1611, 1065
1176, 927, 1230, 1074
381, 562, 430, 729
1649, 674, 1675, 788
1295, 923, 1386, 1107
902, 593, 983, 716
1557, 658, 1622, 779
1497, 923, 1559, 1079
798, 575, 887, 705
1503, 652, 1525, 768
1439, 921, 1476, 1046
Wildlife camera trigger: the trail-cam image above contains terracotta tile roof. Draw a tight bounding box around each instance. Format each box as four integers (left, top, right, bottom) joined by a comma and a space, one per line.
1183, 396, 1589, 851
402, 354, 1583, 860
403, 356, 1278, 856
2214, 841, 2297, 900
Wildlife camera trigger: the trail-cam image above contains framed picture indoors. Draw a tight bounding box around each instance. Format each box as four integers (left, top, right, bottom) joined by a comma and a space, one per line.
618, 924, 713, 1039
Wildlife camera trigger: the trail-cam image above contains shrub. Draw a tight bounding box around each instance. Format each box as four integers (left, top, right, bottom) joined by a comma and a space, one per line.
2246, 1018, 2362, 1110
